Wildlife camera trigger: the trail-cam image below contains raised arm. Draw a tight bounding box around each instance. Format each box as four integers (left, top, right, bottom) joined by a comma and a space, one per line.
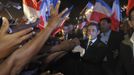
0, 17, 34, 59
0, 1, 69, 75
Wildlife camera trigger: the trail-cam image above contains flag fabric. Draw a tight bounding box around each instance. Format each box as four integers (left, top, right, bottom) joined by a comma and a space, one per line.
89, 0, 112, 23
23, 0, 51, 29
50, 0, 59, 8
87, 2, 93, 9
126, 0, 134, 15
78, 21, 87, 29
38, 0, 50, 29
111, 0, 121, 31
85, 2, 94, 22
23, 0, 41, 22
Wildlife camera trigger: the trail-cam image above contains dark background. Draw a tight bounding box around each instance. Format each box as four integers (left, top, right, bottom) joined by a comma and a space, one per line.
0, 0, 128, 24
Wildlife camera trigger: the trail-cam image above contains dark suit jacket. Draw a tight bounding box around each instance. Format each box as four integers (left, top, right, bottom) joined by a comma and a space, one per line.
79, 38, 107, 75
107, 31, 123, 52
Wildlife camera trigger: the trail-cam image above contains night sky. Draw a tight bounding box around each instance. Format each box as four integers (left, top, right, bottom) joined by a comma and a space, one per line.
0, 0, 128, 24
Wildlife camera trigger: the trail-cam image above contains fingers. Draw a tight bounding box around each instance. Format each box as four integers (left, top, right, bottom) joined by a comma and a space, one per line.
55, 0, 61, 13
13, 27, 33, 37
17, 32, 35, 44
58, 8, 68, 18
0, 17, 9, 35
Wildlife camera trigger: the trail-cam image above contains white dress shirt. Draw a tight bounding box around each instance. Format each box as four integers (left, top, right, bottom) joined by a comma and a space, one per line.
72, 38, 97, 57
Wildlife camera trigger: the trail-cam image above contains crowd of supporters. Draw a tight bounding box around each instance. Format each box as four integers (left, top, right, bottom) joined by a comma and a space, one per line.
0, 1, 134, 75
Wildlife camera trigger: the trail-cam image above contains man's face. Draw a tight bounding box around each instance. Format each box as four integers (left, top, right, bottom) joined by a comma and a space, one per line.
100, 20, 111, 32
87, 25, 100, 40
63, 26, 69, 34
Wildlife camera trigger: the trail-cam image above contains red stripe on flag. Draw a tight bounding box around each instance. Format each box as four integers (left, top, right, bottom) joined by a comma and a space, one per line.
90, 11, 108, 22
23, 0, 41, 10
111, 13, 120, 31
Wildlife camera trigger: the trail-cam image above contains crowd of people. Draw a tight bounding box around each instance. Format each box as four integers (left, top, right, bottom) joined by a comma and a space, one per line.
0, 0, 134, 75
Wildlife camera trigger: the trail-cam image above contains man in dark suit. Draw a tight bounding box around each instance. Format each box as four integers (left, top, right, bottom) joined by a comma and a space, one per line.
99, 18, 123, 74
78, 22, 107, 75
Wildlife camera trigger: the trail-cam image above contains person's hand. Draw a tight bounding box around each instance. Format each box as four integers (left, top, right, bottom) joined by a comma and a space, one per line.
0, 17, 34, 59
49, 38, 80, 53
2, 1, 70, 74
47, 0, 68, 29
72, 45, 85, 57
0, 1, 70, 75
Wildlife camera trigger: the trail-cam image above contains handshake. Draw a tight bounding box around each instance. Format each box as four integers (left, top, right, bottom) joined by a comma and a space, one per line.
49, 38, 85, 57
49, 38, 80, 53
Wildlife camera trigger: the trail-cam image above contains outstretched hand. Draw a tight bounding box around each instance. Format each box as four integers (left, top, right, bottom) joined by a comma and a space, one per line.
49, 38, 80, 53
0, 17, 34, 59
47, 0, 68, 28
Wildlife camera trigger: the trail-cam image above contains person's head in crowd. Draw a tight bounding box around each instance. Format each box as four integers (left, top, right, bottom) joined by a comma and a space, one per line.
86, 22, 100, 40
128, 7, 134, 29
99, 17, 112, 33
68, 24, 74, 33
63, 25, 69, 35
82, 25, 88, 39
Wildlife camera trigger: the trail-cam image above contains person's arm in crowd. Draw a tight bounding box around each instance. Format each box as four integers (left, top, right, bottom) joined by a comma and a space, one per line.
45, 51, 68, 64
44, 38, 80, 64
48, 38, 80, 53
0, 17, 34, 59
0, 1, 68, 75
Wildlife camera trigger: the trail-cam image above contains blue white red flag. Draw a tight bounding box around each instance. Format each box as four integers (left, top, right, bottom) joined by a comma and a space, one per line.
89, 0, 112, 23
111, 0, 121, 31
23, 0, 52, 29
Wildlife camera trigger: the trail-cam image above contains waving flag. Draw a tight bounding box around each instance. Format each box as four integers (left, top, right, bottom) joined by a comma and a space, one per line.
126, 0, 134, 15
23, 0, 41, 22
38, 0, 50, 29
23, 0, 51, 29
85, 2, 94, 22
89, 0, 112, 23
111, 0, 121, 31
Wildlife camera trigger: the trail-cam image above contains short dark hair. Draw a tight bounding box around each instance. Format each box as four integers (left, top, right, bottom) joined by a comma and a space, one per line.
100, 17, 111, 23
87, 22, 100, 31
128, 7, 134, 20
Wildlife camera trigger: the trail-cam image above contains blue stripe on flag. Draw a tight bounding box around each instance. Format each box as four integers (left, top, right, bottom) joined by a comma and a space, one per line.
96, 0, 112, 12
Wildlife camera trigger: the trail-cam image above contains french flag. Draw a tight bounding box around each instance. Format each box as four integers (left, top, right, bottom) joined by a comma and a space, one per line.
111, 0, 121, 31
85, 2, 94, 22
38, 0, 50, 29
23, 0, 41, 22
23, 0, 51, 29
89, 0, 112, 23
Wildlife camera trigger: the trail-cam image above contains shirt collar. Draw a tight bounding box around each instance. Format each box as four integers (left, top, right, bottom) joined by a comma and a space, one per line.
102, 30, 111, 36
91, 38, 97, 44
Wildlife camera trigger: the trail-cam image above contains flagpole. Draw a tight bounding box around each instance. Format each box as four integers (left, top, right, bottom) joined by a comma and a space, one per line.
80, 3, 88, 15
